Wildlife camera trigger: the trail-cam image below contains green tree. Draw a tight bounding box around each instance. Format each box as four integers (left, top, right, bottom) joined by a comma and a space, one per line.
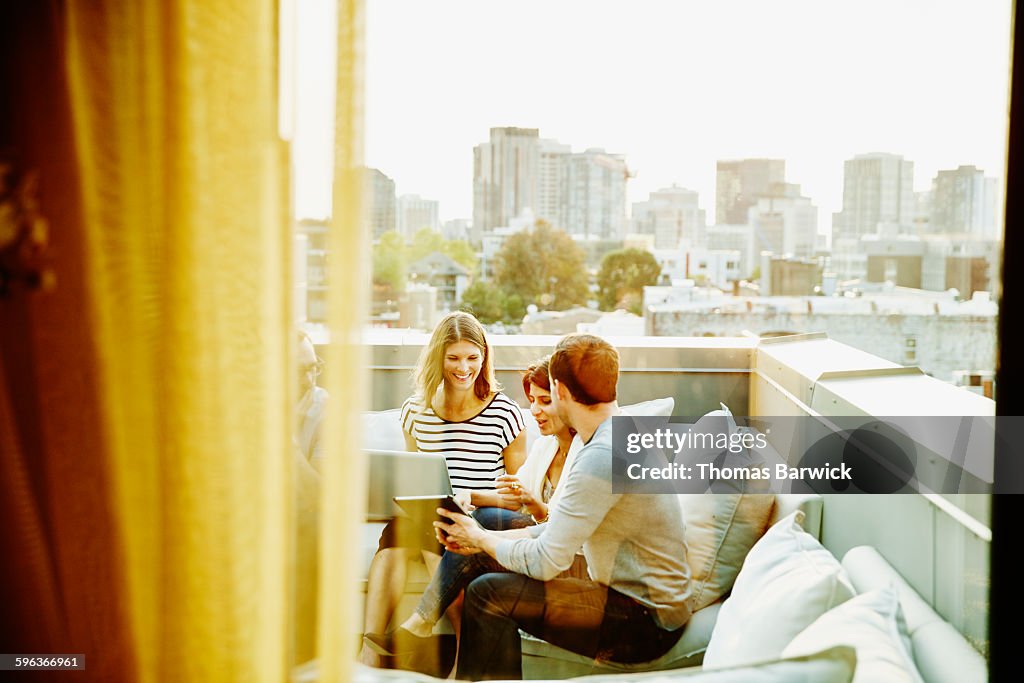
597, 248, 662, 314
407, 228, 479, 276
459, 280, 507, 324
504, 293, 526, 322
441, 239, 478, 275
494, 221, 589, 310
372, 230, 407, 293
408, 227, 446, 263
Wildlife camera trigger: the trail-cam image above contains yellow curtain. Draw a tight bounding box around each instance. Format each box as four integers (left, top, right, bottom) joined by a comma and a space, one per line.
318, 1, 369, 681
64, 1, 294, 681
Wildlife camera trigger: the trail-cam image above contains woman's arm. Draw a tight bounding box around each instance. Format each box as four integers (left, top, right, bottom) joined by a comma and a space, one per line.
501, 429, 527, 474
470, 489, 519, 510
403, 431, 418, 452
468, 429, 528, 509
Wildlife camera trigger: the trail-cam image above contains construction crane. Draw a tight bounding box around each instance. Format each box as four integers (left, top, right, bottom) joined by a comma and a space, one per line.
591, 152, 637, 182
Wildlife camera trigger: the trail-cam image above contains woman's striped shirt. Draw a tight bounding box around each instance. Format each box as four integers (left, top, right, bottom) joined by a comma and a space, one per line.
400, 392, 525, 493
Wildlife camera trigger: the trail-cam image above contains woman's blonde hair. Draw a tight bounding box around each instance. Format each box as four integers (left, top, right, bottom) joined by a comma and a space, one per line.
414, 311, 498, 402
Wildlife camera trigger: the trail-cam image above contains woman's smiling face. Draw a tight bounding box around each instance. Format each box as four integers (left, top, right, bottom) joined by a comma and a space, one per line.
443, 340, 483, 391
527, 381, 567, 436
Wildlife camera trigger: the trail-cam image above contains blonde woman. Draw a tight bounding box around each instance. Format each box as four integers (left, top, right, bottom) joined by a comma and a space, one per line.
400, 311, 527, 504
360, 312, 527, 667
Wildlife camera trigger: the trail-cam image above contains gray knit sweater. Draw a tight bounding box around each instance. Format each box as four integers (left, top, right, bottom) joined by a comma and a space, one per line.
496, 417, 693, 630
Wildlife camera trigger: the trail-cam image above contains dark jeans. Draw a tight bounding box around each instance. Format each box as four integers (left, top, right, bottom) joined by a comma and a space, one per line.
414, 506, 536, 623
456, 572, 684, 680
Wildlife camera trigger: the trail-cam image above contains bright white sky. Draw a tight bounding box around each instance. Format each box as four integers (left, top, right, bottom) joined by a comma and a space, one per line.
294, 0, 1012, 231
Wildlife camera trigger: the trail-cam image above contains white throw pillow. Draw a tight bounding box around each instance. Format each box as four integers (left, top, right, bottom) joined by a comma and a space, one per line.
783, 584, 924, 683
361, 408, 405, 451
680, 493, 775, 611
621, 396, 675, 417
702, 510, 856, 669
518, 396, 675, 452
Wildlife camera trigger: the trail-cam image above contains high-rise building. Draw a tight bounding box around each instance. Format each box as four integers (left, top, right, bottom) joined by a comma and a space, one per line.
913, 190, 932, 235
472, 128, 629, 242
442, 218, 471, 241
716, 159, 786, 225
364, 167, 396, 239
397, 194, 440, 237
537, 139, 571, 229
748, 183, 818, 259
297, 218, 329, 322
832, 153, 915, 242
565, 148, 628, 240
930, 165, 1000, 239
707, 224, 757, 279
631, 185, 706, 250
472, 127, 540, 241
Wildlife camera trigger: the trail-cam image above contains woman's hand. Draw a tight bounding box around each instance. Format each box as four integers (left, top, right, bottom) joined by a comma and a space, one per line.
495, 475, 546, 518
435, 508, 486, 555
495, 474, 533, 507
453, 490, 476, 513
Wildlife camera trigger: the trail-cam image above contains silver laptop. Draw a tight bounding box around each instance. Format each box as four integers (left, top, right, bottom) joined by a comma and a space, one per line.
365, 449, 453, 521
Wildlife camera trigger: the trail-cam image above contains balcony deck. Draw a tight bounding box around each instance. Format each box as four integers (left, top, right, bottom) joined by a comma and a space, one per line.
361, 330, 993, 658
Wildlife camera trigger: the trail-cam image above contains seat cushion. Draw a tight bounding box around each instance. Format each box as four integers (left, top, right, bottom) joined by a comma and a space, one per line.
520, 602, 721, 678
323, 645, 855, 683
558, 646, 856, 683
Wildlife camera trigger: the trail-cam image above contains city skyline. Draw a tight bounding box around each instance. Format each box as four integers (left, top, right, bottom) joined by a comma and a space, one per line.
292, 0, 1012, 227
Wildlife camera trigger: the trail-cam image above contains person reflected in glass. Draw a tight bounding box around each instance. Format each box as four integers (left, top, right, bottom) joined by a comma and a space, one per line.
296, 330, 328, 471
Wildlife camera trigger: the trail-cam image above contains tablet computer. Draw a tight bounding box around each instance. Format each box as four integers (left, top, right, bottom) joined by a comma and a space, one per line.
393, 494, 470, 519
365, 450, 453, 522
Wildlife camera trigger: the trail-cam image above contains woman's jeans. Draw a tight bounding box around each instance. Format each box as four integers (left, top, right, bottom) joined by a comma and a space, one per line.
414, 506, 534, 623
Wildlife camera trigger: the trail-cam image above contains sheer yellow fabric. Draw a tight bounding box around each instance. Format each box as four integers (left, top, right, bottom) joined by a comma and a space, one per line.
65, 2, 294, 681
318, 1, 368, 681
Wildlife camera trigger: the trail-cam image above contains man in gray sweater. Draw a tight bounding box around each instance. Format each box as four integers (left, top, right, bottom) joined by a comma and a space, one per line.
437, 333, 692, 680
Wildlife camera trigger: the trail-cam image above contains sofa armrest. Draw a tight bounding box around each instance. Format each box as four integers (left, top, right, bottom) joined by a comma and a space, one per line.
842, 545, 986, 683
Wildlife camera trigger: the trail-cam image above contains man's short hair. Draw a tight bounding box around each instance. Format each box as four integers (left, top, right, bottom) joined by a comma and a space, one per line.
549, 334, 618, 405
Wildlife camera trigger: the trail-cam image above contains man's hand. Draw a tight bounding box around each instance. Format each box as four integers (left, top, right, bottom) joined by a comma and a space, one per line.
435, 508, 489, 556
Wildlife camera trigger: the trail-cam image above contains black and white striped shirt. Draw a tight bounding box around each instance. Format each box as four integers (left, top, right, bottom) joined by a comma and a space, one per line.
401, 392, 525, 493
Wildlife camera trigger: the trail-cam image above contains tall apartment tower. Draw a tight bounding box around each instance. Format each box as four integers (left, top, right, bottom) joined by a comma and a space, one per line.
716, 159, 786, 225
832, 153, 915, 242
930, 165, 1000, 239
472, 127, 540, 241
364, 167, 396, 239
397, 194, 440, 237
565, 148, 628, 240
748, 183, 819, 258
537, 138, 571, 229
632, 185, 706, 249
